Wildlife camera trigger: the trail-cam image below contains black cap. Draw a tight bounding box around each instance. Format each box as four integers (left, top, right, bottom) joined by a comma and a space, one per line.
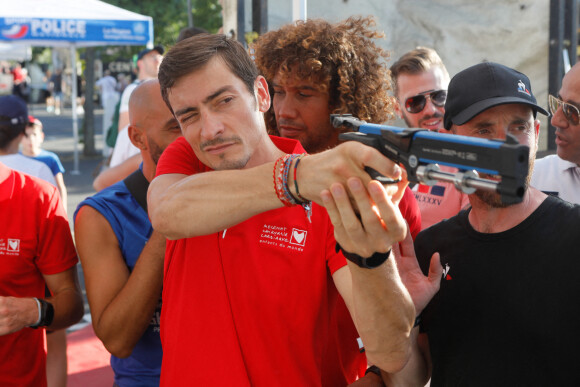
444, 62, 549, 130
0, 95, 28, 126
137, 45, 164, 61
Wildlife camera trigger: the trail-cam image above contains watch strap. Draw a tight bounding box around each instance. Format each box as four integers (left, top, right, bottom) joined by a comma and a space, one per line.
29, 298, 54, 329
336, 243, 390, 269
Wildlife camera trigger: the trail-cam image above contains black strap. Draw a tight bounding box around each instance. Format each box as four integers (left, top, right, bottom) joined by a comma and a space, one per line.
123, 169, 149, 213
335, 243, 390, 269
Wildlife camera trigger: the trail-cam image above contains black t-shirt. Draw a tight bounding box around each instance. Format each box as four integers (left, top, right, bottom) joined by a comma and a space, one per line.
416, 195, 580, 386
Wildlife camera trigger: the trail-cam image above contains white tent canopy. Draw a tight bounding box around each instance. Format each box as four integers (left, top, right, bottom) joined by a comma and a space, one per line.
0, 43, 31, 61
0, 0, 154, 173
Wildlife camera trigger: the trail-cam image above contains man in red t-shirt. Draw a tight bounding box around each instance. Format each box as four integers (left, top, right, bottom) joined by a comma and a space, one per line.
252, 18, 421, 384
149, 34, 416, 386
0, 95, 84, 387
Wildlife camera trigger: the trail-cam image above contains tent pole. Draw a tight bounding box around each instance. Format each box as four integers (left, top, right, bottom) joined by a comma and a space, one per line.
292, 0, 307, 21
70, 44, 80, 175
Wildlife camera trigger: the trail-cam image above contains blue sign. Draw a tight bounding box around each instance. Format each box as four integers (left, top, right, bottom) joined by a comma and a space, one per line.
0, 17, 151, 45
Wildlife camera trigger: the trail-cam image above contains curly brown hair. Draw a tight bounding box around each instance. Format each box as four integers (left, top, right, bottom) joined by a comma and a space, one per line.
252, 16, 394, 134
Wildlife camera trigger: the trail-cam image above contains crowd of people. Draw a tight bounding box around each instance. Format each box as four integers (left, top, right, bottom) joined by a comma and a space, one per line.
1, 15, 579, 387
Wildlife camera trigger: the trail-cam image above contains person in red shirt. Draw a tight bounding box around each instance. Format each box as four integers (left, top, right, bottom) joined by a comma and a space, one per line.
148, 34, 416, 386
0, 95, 84, 387
252, 17, 421, 384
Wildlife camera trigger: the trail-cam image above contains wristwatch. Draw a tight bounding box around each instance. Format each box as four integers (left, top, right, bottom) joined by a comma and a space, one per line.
29, 298, 55, 329
336, 243, 391, 269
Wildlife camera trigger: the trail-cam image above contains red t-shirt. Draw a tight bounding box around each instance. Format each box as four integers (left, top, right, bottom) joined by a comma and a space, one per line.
157, 136, 347, 386
0, 164, 78, 387
156, 136, 421, 385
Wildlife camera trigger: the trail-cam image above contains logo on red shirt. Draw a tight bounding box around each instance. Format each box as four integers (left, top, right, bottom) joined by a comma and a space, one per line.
289, 229, 307, 246
8, 239, 20, 252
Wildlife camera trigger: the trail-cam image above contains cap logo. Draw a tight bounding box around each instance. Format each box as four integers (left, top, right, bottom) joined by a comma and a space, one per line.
517, 80, 531, 96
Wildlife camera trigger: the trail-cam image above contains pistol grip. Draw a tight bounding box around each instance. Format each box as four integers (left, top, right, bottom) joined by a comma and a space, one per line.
365, 167, 401, 184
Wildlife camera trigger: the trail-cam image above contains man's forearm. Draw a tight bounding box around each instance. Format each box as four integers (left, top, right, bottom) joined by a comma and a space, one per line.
47, 285, 84, 331
148, 163, 283, 239
94, 231, 165, 358
349, 257, 415, 373
380, 330, 431, 386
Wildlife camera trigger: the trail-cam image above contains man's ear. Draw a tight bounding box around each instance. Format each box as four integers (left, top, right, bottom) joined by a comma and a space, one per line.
128, 125, 147, 151
533, 118, 540, 149
392, 95, 403, 119
255, 75, 271, 113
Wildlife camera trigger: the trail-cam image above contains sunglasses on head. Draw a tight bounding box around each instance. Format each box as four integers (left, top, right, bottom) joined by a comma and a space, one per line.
549, 94, 579, 125
404, 89, 447, 114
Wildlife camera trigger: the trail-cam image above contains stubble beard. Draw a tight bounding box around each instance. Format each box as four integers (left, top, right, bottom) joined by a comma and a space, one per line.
200, 136, 248, 170
474, 152, 536, 208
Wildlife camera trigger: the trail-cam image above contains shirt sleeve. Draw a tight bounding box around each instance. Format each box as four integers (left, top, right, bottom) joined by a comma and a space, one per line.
36, 183, 78, 275
156, 136, 211, 177
38, 163, 57, 187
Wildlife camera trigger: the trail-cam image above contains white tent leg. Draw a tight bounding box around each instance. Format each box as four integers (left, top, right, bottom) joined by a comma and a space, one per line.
70, 44, 80, 175
292, 0, 307, 21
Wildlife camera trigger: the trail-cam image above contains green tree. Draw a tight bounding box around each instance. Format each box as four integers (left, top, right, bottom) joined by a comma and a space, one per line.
103, 0, 222, 50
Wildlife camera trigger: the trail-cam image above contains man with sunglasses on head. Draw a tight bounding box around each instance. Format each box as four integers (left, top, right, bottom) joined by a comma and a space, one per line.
362, 62, 580, 386
390, 47, 469, 230
531, 62, 580, 204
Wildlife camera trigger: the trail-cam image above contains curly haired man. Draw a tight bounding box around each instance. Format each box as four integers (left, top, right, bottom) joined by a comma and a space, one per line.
253, 17, 419, 386
253, 16, 395, 154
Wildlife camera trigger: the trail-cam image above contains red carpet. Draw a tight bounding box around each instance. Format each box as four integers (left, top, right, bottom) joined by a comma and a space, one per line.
67, 325, 114, 386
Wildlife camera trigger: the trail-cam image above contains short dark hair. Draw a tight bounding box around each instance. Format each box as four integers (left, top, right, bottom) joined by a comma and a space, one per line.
158, 34, 258, 113
389, 47, 449, 97
0, 118, 25, 150
177, 26, 209, 43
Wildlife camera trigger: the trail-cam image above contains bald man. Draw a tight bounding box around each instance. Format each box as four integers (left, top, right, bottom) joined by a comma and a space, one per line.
531, 62, 580, 204
73, 80, 182, 387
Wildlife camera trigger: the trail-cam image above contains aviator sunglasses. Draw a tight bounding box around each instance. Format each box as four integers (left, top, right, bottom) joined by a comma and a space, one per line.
404, 89, 447, 114
549, 94, 580, 125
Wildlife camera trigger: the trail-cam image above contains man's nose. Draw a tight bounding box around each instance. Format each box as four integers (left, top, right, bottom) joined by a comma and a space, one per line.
200, 113, 225, 140
422, 98, 439, 115
276, 95, 297, 118
550, 104, 568, 130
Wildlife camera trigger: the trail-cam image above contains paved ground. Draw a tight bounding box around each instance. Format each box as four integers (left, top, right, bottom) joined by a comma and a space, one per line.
32, 103, 115, 386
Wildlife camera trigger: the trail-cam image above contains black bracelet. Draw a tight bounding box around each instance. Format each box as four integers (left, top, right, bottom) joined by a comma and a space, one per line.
336, 243, 390, 269
29, 298, 54, 329
365, 365, 382, 377
414, 314, 422, 328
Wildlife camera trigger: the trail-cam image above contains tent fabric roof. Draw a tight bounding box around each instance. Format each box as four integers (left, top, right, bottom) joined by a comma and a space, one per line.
0, 0, 153, 47
0, 0, 150, 21
0, 0, 154, 174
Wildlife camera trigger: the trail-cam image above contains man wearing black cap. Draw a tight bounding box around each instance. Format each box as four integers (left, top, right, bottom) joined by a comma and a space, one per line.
0, 95, 56, 186
0, 94, 84, 386
380, 62, 580, 386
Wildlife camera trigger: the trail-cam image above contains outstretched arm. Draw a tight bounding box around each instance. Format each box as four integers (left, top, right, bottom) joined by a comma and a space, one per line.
93, 154, 142, 192
381, 225, 443, 385
148, 141, 403, 239
75, 205, 164, 358
322, 177, 415, 373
